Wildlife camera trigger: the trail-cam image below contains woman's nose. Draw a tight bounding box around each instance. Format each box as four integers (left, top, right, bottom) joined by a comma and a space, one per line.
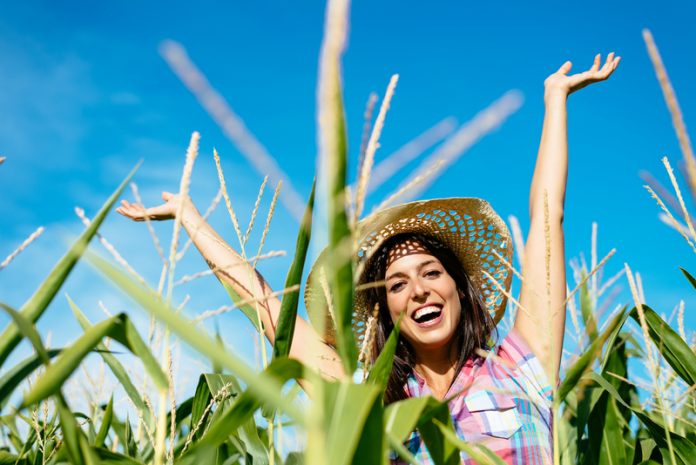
411, 278, 429, 300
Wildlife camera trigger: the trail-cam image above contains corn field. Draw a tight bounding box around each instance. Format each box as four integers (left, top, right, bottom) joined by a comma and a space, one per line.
0, 1, 695, 464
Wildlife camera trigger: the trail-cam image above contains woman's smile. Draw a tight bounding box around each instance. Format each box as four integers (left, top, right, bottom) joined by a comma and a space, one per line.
411, 304, 443, 327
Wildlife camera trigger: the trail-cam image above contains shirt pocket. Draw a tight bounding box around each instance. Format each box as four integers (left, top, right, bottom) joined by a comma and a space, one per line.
464, 390, 521, 439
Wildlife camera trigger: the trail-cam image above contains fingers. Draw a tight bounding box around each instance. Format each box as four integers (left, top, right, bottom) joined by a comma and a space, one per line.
597, 52, 620, 79
557, 61, 573, 75
116, 199, 146, 221
590, 53, 601, 72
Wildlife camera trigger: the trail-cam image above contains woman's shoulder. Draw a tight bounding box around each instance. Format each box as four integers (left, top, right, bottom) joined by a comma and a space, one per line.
489, 328, 554, 403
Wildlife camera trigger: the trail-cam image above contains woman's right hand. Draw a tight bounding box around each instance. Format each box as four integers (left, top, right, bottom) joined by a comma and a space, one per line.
116, 191, 189, 221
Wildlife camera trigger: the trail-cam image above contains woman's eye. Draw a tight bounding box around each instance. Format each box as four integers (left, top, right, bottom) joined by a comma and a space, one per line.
389, 282, 405, 292
424, 270, 441, 278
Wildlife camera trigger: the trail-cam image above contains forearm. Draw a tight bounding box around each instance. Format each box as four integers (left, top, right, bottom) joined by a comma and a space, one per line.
179, 204, 280, 337
529, 92, 569, 220
517, 91, 569, 384
179, 203, 346, 380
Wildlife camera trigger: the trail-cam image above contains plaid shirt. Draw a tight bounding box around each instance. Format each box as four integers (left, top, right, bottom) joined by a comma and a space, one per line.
392, 329, 553, 465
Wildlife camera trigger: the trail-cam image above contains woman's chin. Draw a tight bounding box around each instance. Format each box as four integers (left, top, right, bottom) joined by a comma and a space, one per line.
407, 326, 457, 353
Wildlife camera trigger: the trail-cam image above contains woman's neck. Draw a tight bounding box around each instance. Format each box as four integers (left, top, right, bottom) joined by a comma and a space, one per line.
413, 345, 458, 400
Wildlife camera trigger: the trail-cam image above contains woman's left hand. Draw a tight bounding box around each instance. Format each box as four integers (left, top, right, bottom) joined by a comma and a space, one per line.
544, 53, 620, 99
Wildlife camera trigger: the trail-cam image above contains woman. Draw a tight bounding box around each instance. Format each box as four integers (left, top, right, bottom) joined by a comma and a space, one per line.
117, 53, 620, 463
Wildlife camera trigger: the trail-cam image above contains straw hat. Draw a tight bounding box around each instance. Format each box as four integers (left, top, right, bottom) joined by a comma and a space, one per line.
304, 198, 513, 346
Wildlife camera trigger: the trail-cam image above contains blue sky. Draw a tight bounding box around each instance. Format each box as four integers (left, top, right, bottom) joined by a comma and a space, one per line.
1, 0, 695, 400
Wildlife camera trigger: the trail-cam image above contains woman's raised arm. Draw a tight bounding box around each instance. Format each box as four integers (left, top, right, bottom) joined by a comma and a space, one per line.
516, 54, 620, 385
116, 192, 346, 383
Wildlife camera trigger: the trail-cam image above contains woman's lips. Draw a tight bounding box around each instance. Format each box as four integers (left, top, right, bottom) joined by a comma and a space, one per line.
415, 311, 444, 328
411, 305, 444, 328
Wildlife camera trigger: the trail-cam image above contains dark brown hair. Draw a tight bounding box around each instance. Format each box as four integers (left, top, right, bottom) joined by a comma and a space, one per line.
361, 233, 497, 404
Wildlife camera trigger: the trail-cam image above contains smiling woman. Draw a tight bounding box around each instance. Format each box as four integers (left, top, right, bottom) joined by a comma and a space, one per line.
118, 53, 621, 464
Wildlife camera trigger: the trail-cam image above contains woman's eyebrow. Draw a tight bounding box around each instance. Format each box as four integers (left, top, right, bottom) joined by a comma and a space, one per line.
385, 259, 438, 281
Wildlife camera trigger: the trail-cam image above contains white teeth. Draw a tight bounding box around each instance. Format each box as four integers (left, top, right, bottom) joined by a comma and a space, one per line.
413, 306, 441, 320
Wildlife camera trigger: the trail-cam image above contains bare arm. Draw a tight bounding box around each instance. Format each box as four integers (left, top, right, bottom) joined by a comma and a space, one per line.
516, 54, 620, 384
116, 192, 346, 383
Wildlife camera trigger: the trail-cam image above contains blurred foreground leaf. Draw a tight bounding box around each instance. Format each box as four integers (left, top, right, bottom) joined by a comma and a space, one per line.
0, 162, 140, 367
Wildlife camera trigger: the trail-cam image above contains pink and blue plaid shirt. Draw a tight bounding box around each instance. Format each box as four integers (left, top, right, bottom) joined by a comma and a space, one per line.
393, 329, 554, 464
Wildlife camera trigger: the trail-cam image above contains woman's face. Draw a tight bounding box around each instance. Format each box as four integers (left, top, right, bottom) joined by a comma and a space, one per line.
383, 248, 462, 353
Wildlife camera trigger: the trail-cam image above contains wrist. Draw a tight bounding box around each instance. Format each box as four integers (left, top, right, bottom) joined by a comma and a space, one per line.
179, 198, 201, 222
544, 88, 568, 105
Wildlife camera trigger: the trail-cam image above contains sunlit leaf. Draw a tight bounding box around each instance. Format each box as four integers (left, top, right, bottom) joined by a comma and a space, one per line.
630, 305, 696, 386
366, 314, 402, 391
679, 267, 696, 290
323, 380, 383, 465
586, 372, 696, 465
21, 312, 168, 408
69, 297, 154, 427
0, 161, 140, 367
87, 251, 304, 423
95, 395, 114, 448
274, 180, 315, 359
556, 306, 627, 403
434, 418, 507, 465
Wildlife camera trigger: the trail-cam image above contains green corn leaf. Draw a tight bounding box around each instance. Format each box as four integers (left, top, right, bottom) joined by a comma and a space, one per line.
0, 348, 60, 408
56, 397, 82, 463
70, 295, 167, 390
200, 373, 247, 439
433, 418, 507, 465
415, 398, 460, 465
366, 314, 402, 390
273, 180, 315, 359
285, 451, 305, 465
69, 296, 154, 427
213, 326, 224, 373
93, 447, 146, 464
0, 303, 50, 365
189, 375, 214, 442
598, 306, 631, 373
0, 161, 140, 368
21, 311, 168, 408
56, 396, 101, 465
579, 272, 598, 342
679, 267, 696, 289
586, 372, 696, 465
386, 395, 467, 464
86, 251, 304, 424
384, 396, 430, 443
587, 392, 626, 465
95, 396, 114, 448
221, 281, 263, 332
319, 9, 358, 375
630, 305, 696, 386
204, 373, 243, 401
556, 306, 627, 403
0, 451, 28, 464
387, 432, 420, 465
184, 358, 303, 456
124, 414, 136, 457
111, 314, 169, 390
0, 298, 99, 465
21, 315, 119, 407
236, 413, 269, 465
350, 384, 386, 465
584, 332, 634, 465
323, 380, 383, 465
